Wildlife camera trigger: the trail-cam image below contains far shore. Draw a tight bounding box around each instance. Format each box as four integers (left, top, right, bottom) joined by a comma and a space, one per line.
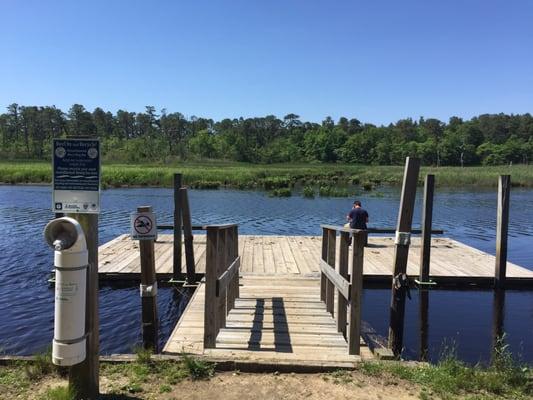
1, 161, 531, 193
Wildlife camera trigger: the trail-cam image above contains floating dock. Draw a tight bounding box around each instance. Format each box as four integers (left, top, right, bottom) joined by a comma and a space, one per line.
98, 234, 533, 286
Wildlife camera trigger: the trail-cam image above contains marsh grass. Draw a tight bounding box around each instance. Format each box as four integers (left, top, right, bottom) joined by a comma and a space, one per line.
1, 161, 532, 188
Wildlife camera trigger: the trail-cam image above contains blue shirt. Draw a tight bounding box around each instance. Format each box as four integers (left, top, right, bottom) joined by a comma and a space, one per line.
348, 207, 368, 230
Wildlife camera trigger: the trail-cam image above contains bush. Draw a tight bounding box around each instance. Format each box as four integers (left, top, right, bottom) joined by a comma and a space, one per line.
302, 186, 315, 198
270, 188, 292, 197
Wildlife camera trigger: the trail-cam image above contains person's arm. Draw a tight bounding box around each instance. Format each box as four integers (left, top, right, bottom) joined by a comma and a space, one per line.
365, 211, 369, 223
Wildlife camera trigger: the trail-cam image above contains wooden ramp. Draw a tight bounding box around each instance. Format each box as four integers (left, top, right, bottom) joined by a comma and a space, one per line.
163, 275, 373, 368
98, 234, 533, 286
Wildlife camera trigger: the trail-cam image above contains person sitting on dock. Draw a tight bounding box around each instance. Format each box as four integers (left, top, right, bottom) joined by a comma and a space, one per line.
346, 200, 369, 245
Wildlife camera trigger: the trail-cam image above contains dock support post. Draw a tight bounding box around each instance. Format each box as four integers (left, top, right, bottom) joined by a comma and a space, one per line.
337, 231, 350, 338
326, 229, 336, 315
68, 213, 99, 399
204, 227, 219, 348
173, 173, 183, 281
419, 174, 434, 283
491, 288, 506, 364
348, 230, 365, 355
388, 157, 420, 357
418, 289, 429, 361
138, 206, 158, 351
495, 175, 510, 289
179, 188, 196, 284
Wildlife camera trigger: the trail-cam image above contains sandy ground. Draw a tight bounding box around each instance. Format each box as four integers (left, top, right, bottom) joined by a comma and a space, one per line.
24, 371, 421, 400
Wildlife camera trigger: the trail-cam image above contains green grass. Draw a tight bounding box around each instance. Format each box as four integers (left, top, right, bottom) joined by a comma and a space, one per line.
270, 187, 292, 197
357, 342, 532, 400
1, 160, 532, 188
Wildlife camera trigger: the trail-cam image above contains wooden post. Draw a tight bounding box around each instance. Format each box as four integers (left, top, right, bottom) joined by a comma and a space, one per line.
226, 227, 235, 312
495, 175, 510, 289
326, 230, 336, 315
173, 173, 182, 281
418, 289, 429, 361
491, 288, 506, 363
337, 231, 350, 338
216, 229, 227, 331
348, 230, 365, 355
179, 188, 195, 284
67, 213, 99, 399
320, 228, 328, 302
137, 206, 158, 351
388, 157, 420, 357
204, 226, 218, 348
419, 174, 434, 283
233, 226, 240, 300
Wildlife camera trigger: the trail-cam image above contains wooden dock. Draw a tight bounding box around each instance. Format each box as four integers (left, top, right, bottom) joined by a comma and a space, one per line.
98, 234, 533, 285
96, 232, 533, 367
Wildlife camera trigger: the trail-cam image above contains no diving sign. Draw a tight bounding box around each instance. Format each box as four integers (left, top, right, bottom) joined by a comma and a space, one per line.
131, 211, 157, 240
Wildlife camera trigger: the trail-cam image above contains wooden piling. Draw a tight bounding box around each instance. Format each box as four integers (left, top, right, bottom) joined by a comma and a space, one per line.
326, 229, 336, 315
495, 175, 510, 289
216, 229, 227, 330
68, 213, 99, 399
491, 288, 506, 363
137, 206, 158, 351
419, 174, 434, 283
179, 188, 196, 284
418, 289, 429, 361
388, 157, 420, 357
349, 230, 365, 355
337, 231, 350, 338
173, 173, 182, 281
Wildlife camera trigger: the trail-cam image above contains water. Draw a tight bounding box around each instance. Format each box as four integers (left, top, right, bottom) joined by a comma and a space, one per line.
0, 185, 532, 364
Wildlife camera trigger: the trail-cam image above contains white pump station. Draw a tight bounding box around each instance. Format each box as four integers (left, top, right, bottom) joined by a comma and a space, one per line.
44, 217, 88, 366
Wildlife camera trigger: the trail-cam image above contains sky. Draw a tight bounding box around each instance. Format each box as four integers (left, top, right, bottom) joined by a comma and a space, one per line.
0, 0, 532, 125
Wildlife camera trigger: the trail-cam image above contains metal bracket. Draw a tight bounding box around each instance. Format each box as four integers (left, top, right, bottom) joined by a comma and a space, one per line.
140, 281, 158, 297
394, 231, 411, 246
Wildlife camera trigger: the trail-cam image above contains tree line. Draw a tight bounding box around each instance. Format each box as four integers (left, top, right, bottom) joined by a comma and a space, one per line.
1, 103, 532, 166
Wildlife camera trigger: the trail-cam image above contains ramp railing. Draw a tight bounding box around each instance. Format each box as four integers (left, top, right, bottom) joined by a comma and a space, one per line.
203, 224, 240, 348
320, 225, 366, 355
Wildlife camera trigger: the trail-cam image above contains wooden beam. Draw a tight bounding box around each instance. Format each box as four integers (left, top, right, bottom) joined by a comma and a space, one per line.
326, 229, 336, 315
319, 259, 350, 300
179, 188, 196, 284
217, 257, 241, 296
203, 227, 218, 348
68, 213, 99, 399
337, 232, 350, 338
388, 157, 420, 357
419, 174, 435, 282
495, 175, 510, 289
137, 206, 158, 351
348, 230, 365, 355
173, 173, 182, 280
216, 229, 227, 331
320, 228, 328, 302
320, 225, 443, 235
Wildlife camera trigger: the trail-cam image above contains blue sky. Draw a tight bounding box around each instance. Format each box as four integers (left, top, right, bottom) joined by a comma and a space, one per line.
0, 0, 532, 124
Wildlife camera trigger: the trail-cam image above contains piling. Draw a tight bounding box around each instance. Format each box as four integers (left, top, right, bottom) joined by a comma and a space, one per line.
138, 206, 158, 351
173, 173, 183, 281
179, 187, 196, 284
388, 157, 420, 357
495, 175, 510, 289
419, 174, 435, 283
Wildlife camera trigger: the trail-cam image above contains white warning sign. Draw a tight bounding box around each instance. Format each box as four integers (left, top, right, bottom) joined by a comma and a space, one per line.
131, 211, 157, 241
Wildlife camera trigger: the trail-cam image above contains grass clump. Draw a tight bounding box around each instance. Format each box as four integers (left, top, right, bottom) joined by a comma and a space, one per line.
302, 185, 315, 198
40, 386, 75, 400
318, 186, 350, 197
270, 188, 292, 197
182, 354, 214, 380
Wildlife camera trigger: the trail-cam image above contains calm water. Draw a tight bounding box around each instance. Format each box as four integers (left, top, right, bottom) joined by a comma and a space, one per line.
0, 184, 532, 364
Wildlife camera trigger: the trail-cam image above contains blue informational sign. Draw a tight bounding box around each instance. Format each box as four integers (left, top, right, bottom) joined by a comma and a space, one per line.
53, 138, 101, 214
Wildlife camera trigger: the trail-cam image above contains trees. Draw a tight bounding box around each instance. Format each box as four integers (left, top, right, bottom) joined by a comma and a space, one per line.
0, 104, 531, 166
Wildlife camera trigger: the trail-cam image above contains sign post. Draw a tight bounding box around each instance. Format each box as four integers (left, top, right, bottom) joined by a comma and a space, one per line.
131, 207, 159, 350
53, 138, 100, 399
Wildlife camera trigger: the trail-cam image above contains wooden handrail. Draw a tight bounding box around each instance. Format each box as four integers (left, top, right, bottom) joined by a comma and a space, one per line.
320, 226, 365, 355
204, 224, 240, 349
320, 224, 443, 235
